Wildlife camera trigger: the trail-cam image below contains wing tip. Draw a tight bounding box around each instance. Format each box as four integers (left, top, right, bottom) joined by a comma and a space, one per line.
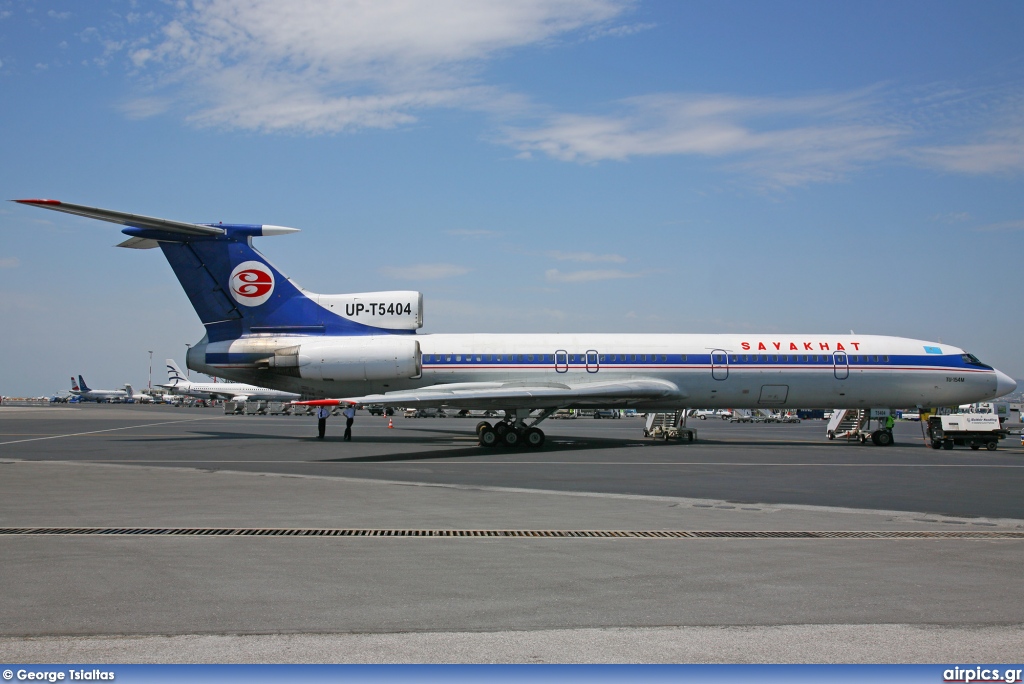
12, 198, 61, 205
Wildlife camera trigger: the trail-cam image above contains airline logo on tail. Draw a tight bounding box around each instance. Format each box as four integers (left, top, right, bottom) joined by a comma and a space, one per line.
71, 376, 80, 391
166, 362, 188, 387
229, 260, 274, 307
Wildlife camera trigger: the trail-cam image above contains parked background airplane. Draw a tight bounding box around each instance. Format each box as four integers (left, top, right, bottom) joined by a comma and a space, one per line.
19, 199, 1015, 447
70, 374, 129, 403
161, 359, 300, 403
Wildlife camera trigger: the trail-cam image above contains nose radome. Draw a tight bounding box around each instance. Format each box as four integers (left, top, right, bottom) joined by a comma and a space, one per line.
995, 370, 1017, 398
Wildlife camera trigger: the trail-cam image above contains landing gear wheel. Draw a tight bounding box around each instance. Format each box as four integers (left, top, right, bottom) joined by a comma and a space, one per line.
494, 422, 510, 438
476, 421, 492, 436
502, 429, 520, 447
523, 427, 545, 448
986, 441, 998, 451
478, 426, 498, 447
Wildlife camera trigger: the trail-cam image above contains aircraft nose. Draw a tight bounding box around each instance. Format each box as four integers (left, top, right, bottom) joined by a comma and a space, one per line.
995, 370, 1017, 398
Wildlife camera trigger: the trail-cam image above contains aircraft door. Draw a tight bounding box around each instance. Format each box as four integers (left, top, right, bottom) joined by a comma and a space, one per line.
555, 350, 568, 373
711, 350, 729, 380
586, 350, 599, 373
833, 352, 849, 380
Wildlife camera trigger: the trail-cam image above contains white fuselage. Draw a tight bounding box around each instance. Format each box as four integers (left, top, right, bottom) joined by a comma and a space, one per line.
189, 333, 1010, 410
169, 380, 300, 402
71, 388, 128, 402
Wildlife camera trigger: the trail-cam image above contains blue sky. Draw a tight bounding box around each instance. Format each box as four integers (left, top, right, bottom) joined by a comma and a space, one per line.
1, 0, 1022, 395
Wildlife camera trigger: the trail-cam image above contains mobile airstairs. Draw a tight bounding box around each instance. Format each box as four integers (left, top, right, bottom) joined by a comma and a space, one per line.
643, 411, 697, 442
826, 409, 894, 446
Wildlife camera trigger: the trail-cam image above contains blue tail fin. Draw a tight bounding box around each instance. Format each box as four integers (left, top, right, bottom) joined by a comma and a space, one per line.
78, 375, 91, 392
12, 200, 422, 344
123, 224, 413, 343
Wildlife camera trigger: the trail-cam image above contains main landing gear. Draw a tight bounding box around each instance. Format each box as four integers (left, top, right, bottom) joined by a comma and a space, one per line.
477, 408, 556, 449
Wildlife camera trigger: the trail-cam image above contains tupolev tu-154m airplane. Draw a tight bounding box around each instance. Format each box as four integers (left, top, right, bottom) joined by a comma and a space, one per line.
16, 199, 1016, 448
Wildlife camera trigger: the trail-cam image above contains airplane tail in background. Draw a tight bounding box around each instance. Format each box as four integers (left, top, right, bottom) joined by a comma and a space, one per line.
71, 376, 80, 391
166, 360, 189, 388
78, 375, 91, 392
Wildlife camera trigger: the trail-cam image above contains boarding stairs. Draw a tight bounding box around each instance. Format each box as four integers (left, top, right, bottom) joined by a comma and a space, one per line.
826, 409, 867, 440
643, 411, 696, 442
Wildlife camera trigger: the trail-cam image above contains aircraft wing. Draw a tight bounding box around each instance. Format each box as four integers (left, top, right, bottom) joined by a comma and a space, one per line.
299, 377, 684, 410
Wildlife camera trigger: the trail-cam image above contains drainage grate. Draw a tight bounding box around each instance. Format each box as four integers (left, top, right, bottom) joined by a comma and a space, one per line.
0, 528, 1021, 539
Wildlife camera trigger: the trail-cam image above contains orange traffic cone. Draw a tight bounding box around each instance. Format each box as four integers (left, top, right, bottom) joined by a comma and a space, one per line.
388, 417, 394, 429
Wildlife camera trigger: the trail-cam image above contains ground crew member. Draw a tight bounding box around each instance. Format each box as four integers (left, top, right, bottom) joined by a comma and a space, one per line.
343, 404, 356, 441
316, 405, 330, 439
884, 414, 895, 431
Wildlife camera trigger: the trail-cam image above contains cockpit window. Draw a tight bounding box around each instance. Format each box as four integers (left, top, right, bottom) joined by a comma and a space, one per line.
961, 353, 992, 368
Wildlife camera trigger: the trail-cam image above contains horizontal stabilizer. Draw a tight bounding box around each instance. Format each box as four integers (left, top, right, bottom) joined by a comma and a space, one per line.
12, 199, 225, 236
116, 237, 160, 249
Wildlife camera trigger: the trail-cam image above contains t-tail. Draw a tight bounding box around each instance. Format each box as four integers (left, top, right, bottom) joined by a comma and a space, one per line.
11, 200, 423, 346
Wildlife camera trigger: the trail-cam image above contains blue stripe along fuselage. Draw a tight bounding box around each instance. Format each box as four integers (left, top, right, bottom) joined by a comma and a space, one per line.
203, 351, 984, 371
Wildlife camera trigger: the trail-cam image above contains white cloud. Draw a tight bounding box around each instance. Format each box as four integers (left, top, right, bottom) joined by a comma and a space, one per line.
587, 22, 655, 40
130, 0, 632, 132
912, 127, 1024, 175
545, 268, 640, 283
932, 212, 972, 224
0, 257, 19, 269
380, 263, 472, 280
974, 219, 1024, 232
119, 96, 172, 119
546, 250, 626, 263
504, 91, 905, 187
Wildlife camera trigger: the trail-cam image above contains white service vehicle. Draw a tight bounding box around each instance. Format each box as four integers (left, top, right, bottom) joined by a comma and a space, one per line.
926, 414, 1006, 451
